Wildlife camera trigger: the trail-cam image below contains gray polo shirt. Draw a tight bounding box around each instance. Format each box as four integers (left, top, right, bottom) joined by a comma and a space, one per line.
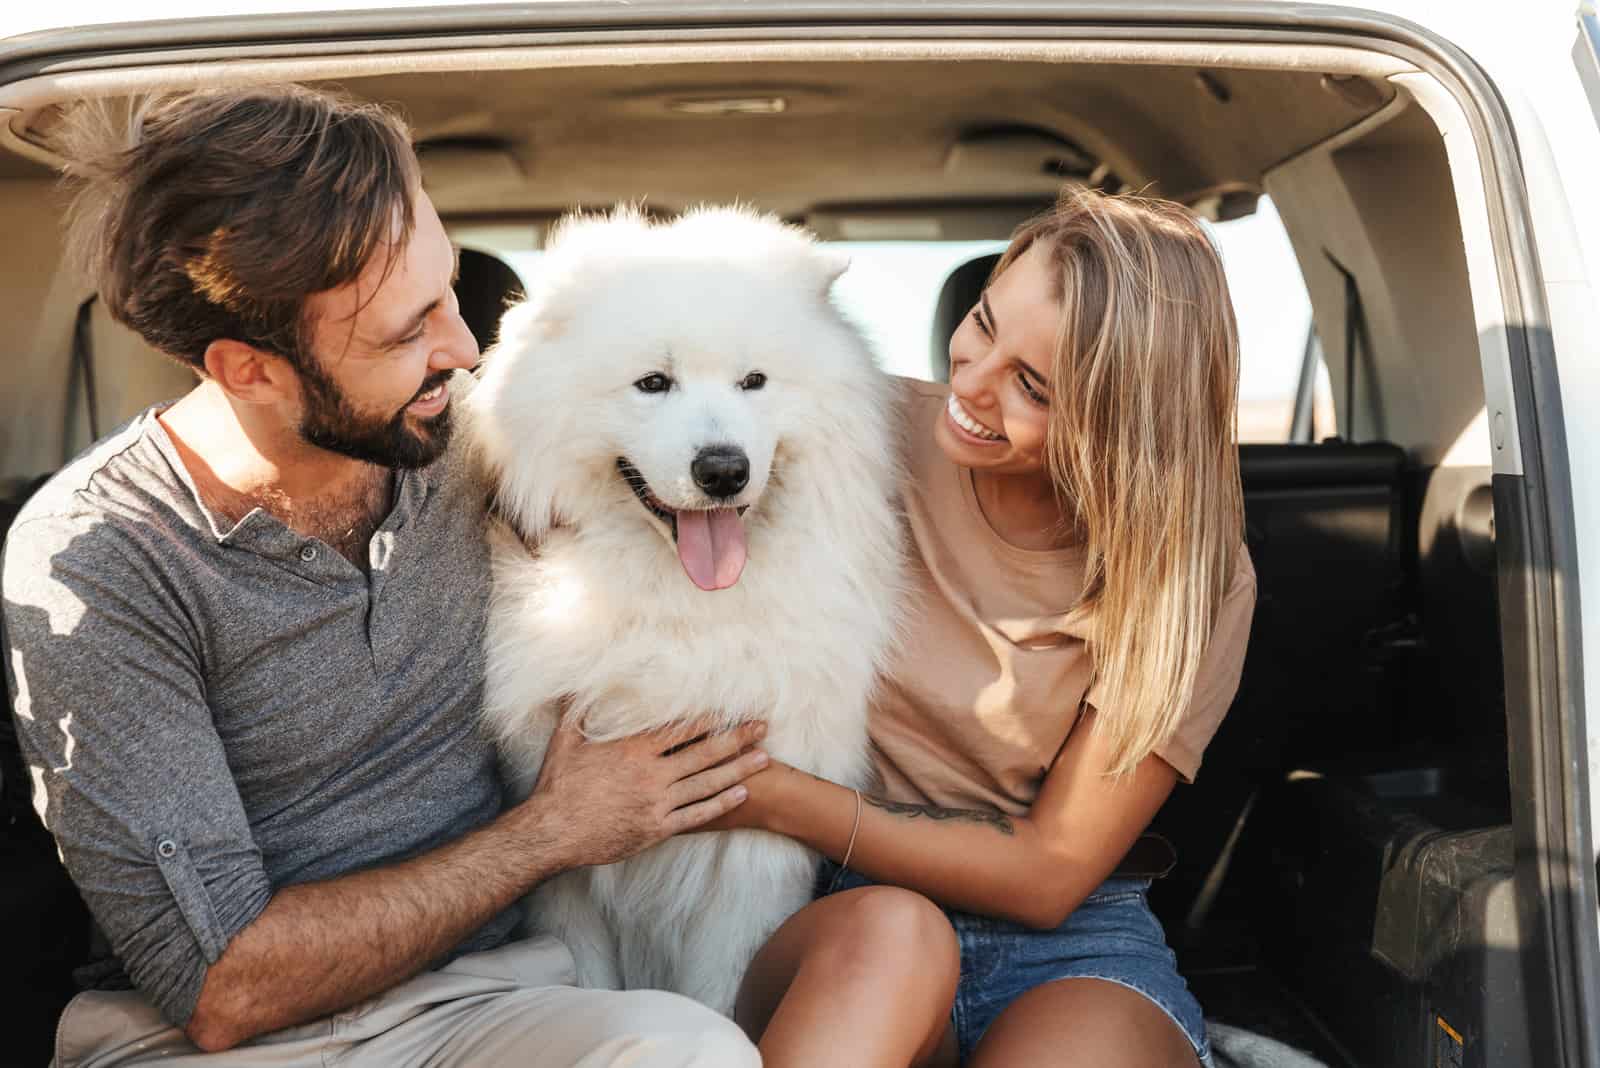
1, 407, 518, 1027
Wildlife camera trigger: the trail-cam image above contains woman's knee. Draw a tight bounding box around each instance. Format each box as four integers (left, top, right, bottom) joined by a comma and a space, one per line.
733, 885, 959, 1040
810, 886, 959, 981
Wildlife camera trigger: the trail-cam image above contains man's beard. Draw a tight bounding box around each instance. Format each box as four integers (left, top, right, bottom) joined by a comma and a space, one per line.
297, 362, 454, 470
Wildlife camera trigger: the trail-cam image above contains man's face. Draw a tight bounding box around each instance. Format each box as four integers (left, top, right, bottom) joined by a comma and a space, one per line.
297, 191, 478, 469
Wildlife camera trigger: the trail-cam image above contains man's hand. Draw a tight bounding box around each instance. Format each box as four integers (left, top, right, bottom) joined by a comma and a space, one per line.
184, 716, 766, 1052
694, 755, 797, 835
522, 718, 769, 869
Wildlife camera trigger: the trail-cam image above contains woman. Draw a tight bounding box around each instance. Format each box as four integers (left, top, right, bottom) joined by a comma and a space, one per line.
713, 186, 1258, 1067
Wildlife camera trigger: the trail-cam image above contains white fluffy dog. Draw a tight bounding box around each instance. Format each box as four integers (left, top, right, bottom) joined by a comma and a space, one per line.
465, 206, 903, 1014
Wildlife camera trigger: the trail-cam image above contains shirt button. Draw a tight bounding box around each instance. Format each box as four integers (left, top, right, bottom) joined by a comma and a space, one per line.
299, 545, 318, 563
157, 839, 178, 859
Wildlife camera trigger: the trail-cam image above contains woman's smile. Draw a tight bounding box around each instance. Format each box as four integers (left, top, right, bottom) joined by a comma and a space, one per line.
946, 393, 1007, 443
934, 239, 1060, 482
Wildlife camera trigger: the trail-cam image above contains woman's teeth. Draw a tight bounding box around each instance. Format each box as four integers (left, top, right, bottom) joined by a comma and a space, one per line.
948, 394, 1005, 441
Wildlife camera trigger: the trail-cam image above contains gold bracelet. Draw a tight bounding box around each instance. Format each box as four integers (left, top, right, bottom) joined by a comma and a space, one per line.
840, 788, 863, 870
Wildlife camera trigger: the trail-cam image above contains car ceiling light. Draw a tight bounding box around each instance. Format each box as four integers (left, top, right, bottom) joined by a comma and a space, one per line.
668, 96, 788, 116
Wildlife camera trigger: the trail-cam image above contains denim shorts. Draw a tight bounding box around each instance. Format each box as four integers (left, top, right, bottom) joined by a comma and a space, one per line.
816, 861, 1213, 1066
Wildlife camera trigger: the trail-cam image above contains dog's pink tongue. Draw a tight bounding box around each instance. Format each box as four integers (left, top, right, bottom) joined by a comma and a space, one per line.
676, 508, 748, 591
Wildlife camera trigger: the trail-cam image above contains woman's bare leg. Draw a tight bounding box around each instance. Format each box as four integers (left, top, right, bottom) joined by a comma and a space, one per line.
968, 977, 1200, 1068
736, 885, 960, 1068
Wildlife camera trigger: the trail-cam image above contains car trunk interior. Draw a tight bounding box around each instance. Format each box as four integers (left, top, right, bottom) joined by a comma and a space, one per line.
0, 23, 1526, 1068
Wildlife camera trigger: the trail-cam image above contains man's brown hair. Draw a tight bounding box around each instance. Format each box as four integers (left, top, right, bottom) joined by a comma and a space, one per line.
59, 84, 420, 373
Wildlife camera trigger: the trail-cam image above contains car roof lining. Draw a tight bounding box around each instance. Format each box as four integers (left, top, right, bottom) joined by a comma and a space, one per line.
0, 38, 1411, 210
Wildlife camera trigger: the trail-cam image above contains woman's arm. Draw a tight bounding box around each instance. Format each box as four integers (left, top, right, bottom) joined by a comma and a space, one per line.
723, 711, 1176, 930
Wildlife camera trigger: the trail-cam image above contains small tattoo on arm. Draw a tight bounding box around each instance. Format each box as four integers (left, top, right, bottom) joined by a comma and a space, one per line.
863, 796, 1015, 835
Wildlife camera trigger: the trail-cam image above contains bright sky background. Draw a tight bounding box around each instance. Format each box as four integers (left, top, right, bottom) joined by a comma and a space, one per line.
803, 200, 1313, 403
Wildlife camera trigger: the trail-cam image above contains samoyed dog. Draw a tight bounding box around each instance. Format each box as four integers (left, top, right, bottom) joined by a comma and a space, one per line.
465, 206, 903, 1014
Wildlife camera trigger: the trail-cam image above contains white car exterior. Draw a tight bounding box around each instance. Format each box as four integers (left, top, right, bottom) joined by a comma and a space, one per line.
3, 2, 1597, 1062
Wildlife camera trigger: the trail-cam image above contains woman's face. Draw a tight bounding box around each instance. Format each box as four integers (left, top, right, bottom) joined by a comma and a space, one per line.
936, 239, 1061, 476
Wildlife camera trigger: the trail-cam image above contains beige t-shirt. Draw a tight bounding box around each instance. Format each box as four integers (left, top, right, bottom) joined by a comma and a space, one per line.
871, 378, 1257, 816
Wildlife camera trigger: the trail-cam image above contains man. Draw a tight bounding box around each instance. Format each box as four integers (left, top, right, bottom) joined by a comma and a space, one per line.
1, 85, 766, 1067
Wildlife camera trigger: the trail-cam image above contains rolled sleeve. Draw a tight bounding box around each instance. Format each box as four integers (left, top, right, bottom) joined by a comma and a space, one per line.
3, 515, 271, 1026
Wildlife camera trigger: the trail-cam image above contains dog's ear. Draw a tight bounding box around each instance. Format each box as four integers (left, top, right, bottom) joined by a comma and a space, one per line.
495, 300, 568, 345
476, 437, 563, 542
811, 249, 851, 298
460, 352, 565, 543
534, 315, 569, 343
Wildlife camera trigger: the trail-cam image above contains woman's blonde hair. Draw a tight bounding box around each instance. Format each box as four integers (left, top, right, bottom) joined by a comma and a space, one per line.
993, 186, 1244, 777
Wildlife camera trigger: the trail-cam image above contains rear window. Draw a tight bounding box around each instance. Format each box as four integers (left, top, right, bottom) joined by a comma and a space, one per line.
455, 197, 1330, 443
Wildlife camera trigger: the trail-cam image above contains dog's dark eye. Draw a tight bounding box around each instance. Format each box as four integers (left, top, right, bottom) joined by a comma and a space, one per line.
740, 372, 767, 391
635, 373, 673, 394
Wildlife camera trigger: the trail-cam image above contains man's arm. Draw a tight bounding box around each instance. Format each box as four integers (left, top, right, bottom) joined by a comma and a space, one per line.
712, 711, 1172, 930
3, 514, 765, 1051
187, 718, 767, 1052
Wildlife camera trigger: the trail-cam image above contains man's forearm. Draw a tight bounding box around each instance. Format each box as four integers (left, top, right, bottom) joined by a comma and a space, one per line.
186, 800, 567, 1052
185, 716, 768, 1052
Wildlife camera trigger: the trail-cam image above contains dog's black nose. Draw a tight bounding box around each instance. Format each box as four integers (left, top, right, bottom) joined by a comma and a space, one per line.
691, 445, 750, 499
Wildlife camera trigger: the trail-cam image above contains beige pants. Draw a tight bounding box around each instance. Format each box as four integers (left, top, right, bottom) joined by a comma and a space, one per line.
53, 936, 760, 1068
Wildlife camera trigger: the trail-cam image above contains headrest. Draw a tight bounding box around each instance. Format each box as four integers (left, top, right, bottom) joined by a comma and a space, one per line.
929, 252, 1001, 381
454, 247, 527, 354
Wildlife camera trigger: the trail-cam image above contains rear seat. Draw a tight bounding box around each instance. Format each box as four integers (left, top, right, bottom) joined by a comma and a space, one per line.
454, 246, 527, 353
1150, 440, 1412, 932
1232, 455, 1514, 1063
1232, 441, 1410, 767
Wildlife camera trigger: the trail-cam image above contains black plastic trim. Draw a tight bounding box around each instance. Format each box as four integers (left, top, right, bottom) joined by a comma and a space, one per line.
1239, 442, 1404, 490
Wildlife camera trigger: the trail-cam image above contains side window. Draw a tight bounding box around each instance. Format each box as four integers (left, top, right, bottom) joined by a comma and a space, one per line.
1209, 197, 1335, 443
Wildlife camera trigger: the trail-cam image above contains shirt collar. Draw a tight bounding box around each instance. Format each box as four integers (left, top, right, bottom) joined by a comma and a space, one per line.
142, 406, 440, 550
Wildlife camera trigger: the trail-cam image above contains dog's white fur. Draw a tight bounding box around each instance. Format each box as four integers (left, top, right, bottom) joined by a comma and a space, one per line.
465, 206, 903, 1014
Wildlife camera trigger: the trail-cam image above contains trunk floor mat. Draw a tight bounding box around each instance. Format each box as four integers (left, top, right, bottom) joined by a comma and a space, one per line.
1191, 966, 1355, 1067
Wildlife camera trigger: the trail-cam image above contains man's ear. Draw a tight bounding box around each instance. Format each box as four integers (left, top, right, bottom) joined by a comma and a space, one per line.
201, 339, 299, 405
